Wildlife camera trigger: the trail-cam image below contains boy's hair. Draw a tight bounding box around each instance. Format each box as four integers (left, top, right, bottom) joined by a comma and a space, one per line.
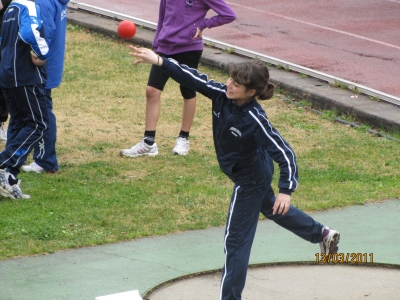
228, 60, 275, 100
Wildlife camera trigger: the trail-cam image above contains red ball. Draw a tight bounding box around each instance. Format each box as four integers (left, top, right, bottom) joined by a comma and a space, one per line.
117, 20, 137, 39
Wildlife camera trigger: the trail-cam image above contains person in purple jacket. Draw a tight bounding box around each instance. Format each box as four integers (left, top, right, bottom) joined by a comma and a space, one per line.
121, 0, 236, 158
127, 45, 341, 300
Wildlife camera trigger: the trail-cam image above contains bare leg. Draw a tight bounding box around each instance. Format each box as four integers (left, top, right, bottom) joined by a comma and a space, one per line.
181, 96, 196, 132
145, 86, 162, 130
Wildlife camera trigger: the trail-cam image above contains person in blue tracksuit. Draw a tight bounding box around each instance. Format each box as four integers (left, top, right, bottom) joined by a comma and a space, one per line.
0, 0, 12, 142
0, 0, 49, 199
21, 0, 69, 174
127, 46, 341, 300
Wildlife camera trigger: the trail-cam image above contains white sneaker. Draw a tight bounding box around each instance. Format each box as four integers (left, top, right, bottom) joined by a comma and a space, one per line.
173, 137, 190, 156
0, 122, 7, 142
21, 162, 44, 173
0, 168, 9, 190
319, 226, 340, 255
0, 170, 30, 199
121, 139, 158, 157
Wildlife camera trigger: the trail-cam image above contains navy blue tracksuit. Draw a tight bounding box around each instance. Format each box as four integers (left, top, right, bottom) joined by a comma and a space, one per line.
0, 0, 49, 175
0, 0, 12, 123
160, 58, 325, 300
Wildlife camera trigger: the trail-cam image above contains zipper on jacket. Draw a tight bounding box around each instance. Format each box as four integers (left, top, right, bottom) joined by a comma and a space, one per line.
216, 105, 235, 152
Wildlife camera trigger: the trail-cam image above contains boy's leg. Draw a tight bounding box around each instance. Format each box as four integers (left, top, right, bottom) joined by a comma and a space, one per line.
27, 89, 59, 172
181, 96, 196, 133
0, 85, 48, 173
260, 188, 340, 254
0, 89, 8, 123
172, 50, 202, 155
220, 184, 263, 300
145, 86, 163, 131
0, 85, 48, 199
0, 89, 8, 142
260, 187, 324, 243
121, 61, 168, 157
145, 57, 169, 134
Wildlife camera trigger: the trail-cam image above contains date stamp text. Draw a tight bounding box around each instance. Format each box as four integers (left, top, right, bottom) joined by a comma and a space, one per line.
315, 253, 373, 264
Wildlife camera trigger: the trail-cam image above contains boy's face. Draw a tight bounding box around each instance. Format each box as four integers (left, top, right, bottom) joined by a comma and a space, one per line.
225, 78, 255, 103
225, 78, 248, 100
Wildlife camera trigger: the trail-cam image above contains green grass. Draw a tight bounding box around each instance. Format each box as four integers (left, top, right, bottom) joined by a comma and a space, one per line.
0, 25, 399, 260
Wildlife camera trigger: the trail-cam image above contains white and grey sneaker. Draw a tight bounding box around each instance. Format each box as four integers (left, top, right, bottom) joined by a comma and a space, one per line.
121, 139, 158, 157
0, 122, 7, 142
0, 171, 30, 199
21, 162, 44, 173
319, 226, 340, 255
173, 137, 190, 156
0, 168, 9, 190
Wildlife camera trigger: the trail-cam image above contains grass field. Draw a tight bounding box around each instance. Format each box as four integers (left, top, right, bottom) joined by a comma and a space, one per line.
0, 25, 399, 260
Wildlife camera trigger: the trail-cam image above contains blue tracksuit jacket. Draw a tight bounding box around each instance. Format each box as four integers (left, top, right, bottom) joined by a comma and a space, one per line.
159, 57, 298, 194
35, 0, 69, 89
0, 0, 49, 88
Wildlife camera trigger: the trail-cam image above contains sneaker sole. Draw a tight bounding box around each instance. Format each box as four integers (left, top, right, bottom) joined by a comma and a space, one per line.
0, 186, 29, 199
120, 151, 159, 158
0, 186, 12, 199
21, 165, 45, 173
173, 151, 189, 156
21, 169, 44, 174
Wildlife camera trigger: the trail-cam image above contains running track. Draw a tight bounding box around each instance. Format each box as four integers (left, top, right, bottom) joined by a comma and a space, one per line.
75, 0, 400, 99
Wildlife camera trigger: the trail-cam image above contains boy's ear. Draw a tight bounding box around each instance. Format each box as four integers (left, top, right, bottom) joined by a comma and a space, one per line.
247, 89, 256, 97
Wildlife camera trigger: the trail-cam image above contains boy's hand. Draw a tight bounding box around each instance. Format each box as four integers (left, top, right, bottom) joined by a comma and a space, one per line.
272, 193, 291, 215
128, 45, 162, 66
193, 27, 203, 39
30, 51, 46, 66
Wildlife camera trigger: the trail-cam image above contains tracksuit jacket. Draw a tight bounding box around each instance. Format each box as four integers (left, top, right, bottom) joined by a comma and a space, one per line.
153, 0, 236, 55
160, 57, 298, 194
0, 0, 49, 88
35, 0, 69, 89
159, 57, 324, 300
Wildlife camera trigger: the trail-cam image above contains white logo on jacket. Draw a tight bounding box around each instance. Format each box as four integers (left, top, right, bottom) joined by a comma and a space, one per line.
213, 111, 220, 118
230, 127, 242, 137
30, 17, 38, 24
61, 9, 67, 21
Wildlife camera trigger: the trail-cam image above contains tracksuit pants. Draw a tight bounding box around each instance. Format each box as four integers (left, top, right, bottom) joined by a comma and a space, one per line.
220, 180, 324, 300
0, 85, 48, 176
0, 89, 8, 123
31, 89, 58, 172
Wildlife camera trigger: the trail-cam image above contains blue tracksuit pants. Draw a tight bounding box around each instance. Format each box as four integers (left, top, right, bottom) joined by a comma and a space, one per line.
1, 85, 48, 176
30, 89, 58, 172
220, 181, 324, 300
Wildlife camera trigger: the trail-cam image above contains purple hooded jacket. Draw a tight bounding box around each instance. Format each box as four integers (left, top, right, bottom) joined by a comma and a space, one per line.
153, 0, 236, 55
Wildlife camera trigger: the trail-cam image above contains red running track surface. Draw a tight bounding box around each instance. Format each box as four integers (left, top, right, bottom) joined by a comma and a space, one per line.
75, 0, 400, 98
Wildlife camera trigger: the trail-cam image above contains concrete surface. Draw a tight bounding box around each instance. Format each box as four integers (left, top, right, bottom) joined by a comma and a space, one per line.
146, 265, 400, 300
1, 200, 399, 299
